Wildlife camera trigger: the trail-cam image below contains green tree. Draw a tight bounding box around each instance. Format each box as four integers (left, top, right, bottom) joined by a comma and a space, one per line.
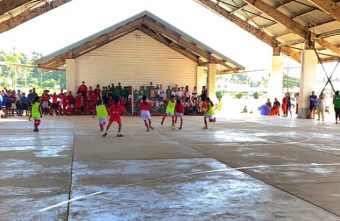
283, 74, 299, 89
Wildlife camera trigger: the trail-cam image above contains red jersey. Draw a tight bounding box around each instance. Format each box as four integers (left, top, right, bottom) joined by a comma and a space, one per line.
52, 95, 58, 104
66, 95, 75, 105
94, 88, 101, 97
89, 93, 97, 103
78, 84, 88, 92
58, 93, 66, 100
75, 95, 82, 104
42, 94, 50, 102
109, 103, 124, 122
140, 102, 151, 111
88, 90, 94, 97
175, 103, 184, 113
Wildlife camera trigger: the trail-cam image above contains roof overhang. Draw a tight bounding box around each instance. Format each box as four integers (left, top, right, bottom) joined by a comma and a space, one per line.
0, 0, 72, 34
36, 11, 244, 73
195, 0, 340, 63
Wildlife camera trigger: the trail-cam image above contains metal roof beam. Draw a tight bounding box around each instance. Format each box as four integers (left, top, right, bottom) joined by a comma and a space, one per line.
195, 0, 277, 47
194, 0, 302, 62
0, 0, 72, 34
314, 38, 340, 55
244, 0, 340, 55
0, 0, 33, 15
306, 0, 340, 22
244, 0, 309, 38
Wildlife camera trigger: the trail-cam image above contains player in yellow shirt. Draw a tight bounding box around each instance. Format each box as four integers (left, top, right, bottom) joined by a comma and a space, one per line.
203, 97, 216, 129
96, 100, 108, 132
161, 95, 176, 129
29, 97, 42, 132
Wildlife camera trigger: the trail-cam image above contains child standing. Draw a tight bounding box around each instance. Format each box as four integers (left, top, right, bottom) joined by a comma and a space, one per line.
139, 95, 154, 132
29, 97, 42, 132
96, 100, 108, 132
175, 99, 184, 130
103, 96, 129, 137
203, 97, 216, 129
161, 95, 176, 129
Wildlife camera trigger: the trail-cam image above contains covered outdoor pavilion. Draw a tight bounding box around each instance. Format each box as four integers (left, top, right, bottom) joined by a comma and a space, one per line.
1, 0, 340, 117
1, 1, 340, 220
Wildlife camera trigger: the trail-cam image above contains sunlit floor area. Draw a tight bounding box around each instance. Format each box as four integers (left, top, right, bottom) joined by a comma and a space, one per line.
1, 115, 340, 220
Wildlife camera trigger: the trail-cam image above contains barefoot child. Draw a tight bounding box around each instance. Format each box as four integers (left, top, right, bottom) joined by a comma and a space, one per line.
29, 96, 42, 132
103, 96, 129, 137
140, 95, 154, 132
96, 100, 108, 132
175, 99, 184, 130
203, 97, 216, 129
161, 95, 176, 129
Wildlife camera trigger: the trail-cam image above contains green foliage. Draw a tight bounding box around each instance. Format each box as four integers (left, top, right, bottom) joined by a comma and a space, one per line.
229, 73, 268, 87
283, 74, 299, 89
216, 91, 223, 99
235, 92, 244, 99
0, 50, 65, 92
253, 92, 259, 99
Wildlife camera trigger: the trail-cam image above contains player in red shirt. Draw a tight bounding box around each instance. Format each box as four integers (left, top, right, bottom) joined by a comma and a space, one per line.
103, 96, 130, 137
175, 99, 184, 130
51, 92, 59, 116
58, 89, 66, 115
78, 81, 88, 97
94, 84, 101, 99
65, 91, 75, 115
139, 95, 154, 132
74, 92, 83, 114
41, 91, 50, 115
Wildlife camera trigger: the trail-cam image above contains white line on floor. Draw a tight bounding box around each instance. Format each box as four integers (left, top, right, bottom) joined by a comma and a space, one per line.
38, 162, 340, 213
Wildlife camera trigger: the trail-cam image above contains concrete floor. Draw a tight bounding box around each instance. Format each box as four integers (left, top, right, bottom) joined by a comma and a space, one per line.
1, 115, 340, 220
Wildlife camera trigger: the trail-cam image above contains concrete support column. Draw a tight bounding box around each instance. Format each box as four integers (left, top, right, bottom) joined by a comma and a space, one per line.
298, 49, 318, 118
207, 63, 216, 99
196, 66, 205, 92
268, 55, 284, 100
66, 59, 76, 93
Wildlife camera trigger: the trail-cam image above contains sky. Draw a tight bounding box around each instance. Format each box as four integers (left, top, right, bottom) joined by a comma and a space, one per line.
0, 0, 274, 70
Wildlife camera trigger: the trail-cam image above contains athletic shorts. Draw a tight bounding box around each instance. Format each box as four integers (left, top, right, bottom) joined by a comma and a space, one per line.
42, 101, 49, 108
176, 112, 184, 120
309, 105, 316, 111
109, 115, 121, 123
141, 110, 151, 121
204, 115, 214, 119
98, 118, 108, 125
166, 112, 174, 116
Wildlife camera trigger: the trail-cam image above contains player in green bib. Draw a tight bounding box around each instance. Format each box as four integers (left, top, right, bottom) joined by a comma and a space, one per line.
161, 95, 177, 129
29, 96, 42, 132
203, 97, 216, 129
96, 100, 109, 132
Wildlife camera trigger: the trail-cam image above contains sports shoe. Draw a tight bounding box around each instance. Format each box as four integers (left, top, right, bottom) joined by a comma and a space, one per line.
172, 125, 177, 129
161, 121, 163, 125
203, 126, 208, 129
150, 126, 154, 130
179, 127, 182, 130
117, 134, 124, 137
146, 128, 150, 132
102, 132, 107, 137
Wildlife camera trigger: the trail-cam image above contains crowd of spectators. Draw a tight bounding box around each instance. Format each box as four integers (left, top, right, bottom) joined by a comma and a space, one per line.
0, 81, 210, 118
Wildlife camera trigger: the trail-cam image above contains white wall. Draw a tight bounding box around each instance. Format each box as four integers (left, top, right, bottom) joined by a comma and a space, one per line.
72, 30, 197, 90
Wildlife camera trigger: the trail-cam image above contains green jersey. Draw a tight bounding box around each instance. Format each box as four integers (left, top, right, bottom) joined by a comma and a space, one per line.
166, 100, 176, 113
206, 103, 214, 115
96, 104, 108, 118
32, 102, 41, 119
333, 95, 340, 108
